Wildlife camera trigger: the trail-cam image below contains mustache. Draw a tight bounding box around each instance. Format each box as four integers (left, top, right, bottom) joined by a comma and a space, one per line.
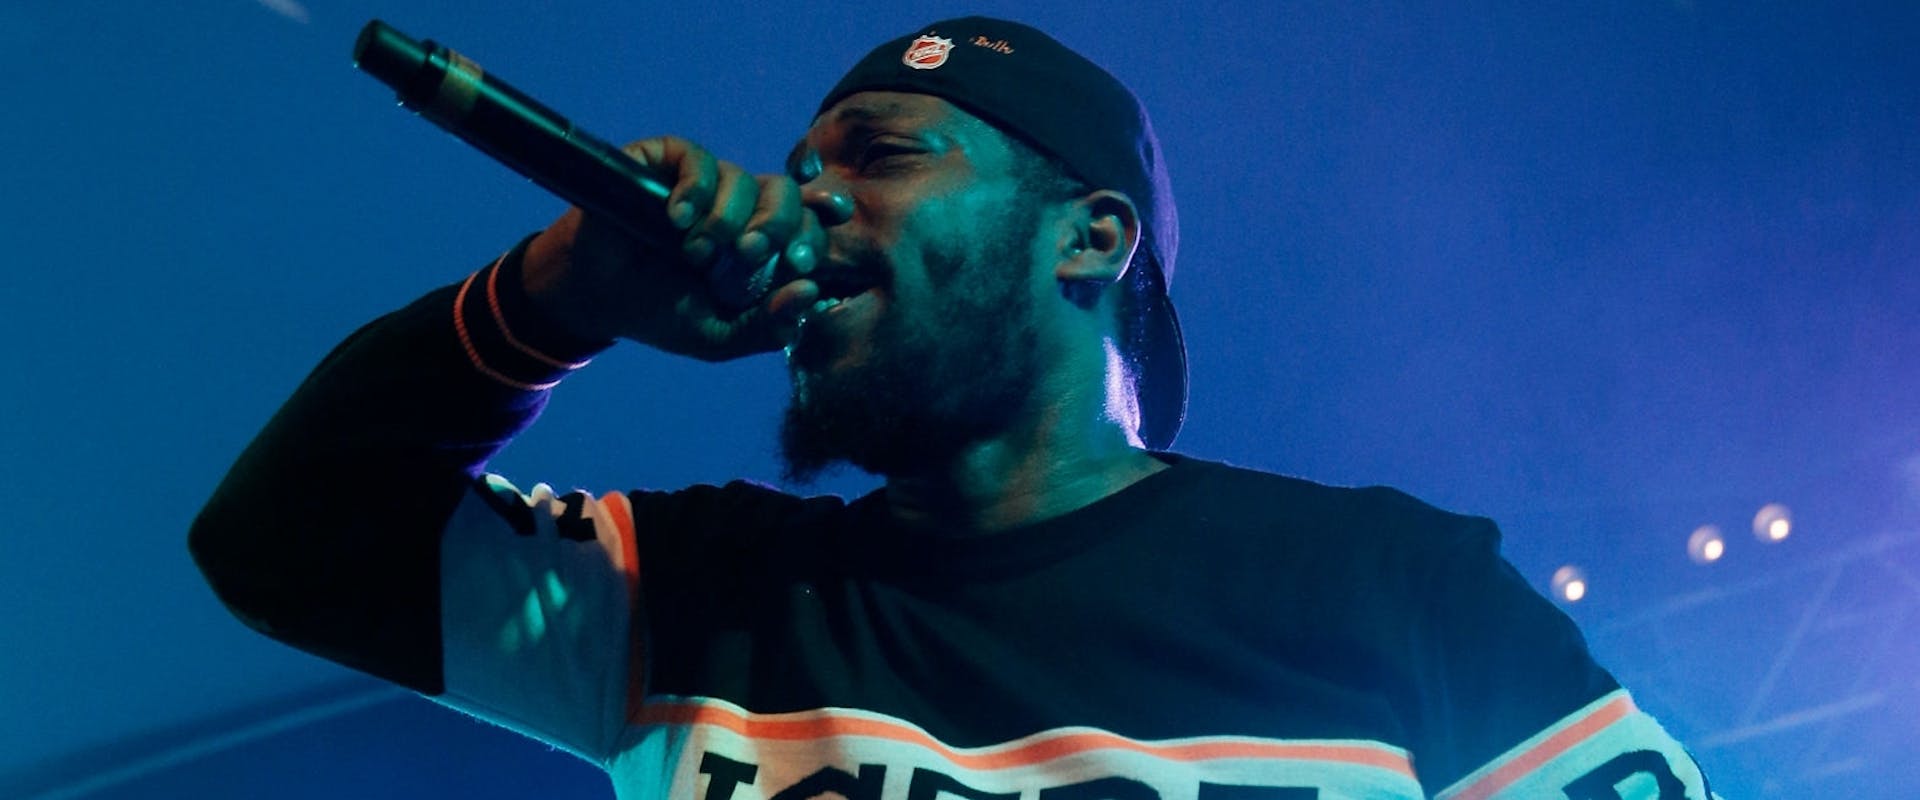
818, 240, 892, 284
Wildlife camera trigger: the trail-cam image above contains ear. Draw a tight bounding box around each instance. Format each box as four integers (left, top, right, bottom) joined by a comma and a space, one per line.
1053, 189, 1141, 285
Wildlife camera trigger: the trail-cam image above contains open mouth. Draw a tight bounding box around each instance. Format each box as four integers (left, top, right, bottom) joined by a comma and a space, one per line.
806, 267, 886, 314
788, 265, 886, 366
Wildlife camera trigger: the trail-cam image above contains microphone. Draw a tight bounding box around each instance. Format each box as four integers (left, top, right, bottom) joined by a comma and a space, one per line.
351, 19, 778, 315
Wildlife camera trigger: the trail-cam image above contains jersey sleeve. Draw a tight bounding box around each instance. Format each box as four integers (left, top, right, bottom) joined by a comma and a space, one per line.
427, 474, 824, 765
1407, 519, 1718, 799
190, 239, 614, 695
431, 475, 644, 764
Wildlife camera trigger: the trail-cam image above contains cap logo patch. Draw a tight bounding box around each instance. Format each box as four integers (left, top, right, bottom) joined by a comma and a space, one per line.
902, 34, 954, 70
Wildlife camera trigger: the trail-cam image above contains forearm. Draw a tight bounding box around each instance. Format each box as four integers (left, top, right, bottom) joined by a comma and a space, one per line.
189, 239, 612, 691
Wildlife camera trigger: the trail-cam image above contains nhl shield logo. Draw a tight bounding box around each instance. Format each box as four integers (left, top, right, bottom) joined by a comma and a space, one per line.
902, 34, 955, 70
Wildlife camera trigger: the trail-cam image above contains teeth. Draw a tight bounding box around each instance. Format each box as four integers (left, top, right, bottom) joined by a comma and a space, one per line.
810, 297, 842, 314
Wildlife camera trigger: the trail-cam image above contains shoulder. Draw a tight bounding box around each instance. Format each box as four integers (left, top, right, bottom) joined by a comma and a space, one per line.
1159, 454, 1497, 554
1135, 456, 1506, 626
627, 478, 847, 528
618, 479, 858, 574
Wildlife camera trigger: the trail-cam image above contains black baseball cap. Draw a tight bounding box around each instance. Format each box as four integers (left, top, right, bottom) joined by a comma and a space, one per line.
818, 16, 1188, 450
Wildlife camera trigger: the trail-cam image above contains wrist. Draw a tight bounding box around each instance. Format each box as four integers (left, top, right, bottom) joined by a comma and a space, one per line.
451, 237, 613, 392
505, 232, 621, 357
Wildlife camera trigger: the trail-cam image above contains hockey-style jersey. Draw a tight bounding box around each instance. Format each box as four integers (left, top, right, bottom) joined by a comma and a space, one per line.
191, 248, 1716, 800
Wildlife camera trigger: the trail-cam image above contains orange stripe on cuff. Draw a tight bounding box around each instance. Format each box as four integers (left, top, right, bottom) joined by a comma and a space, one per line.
633, 702, 1416, 777
454, 271, 561, 392
1445, 693, 1635, 800
485, 256, 592, 371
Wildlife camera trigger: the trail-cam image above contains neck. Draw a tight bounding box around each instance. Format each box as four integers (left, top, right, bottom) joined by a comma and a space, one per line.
882, 358, 1165, 533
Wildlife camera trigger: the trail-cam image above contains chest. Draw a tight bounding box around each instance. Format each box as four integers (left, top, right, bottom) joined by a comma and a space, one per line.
644, 540, 1417, 750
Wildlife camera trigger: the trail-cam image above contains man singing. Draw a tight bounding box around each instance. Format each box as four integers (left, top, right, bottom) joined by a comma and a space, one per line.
192, 16, 1715, 799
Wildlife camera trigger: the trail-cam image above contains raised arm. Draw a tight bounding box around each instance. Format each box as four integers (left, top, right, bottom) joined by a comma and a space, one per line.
188, 135, 825, 697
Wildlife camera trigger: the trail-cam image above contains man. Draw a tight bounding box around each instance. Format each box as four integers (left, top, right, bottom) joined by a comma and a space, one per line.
192, 16, 1715, 800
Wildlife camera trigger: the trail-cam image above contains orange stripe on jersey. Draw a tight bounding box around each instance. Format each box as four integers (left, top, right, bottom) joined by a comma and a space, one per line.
598, 491, 640, 591
598, 491, 647, 720
635, 701, 1415, 777
1444, 693, 1635, 800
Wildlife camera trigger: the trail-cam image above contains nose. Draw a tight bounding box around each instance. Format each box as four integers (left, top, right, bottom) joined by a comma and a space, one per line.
802, 183, 853, 227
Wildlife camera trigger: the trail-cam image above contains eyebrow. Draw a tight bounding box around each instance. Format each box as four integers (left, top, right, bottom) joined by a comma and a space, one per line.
830, 100, 913, 124
790, 100, 923, 178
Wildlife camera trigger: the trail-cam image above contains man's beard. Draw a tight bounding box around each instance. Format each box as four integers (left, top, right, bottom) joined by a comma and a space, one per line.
778, 206, 1043, 485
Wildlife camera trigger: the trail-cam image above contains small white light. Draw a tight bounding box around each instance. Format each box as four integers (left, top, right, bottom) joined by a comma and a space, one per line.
1753, 503, 1792, 542
1551, 565, 1589, 604
1688, 525, 1726, 564
254, 0, 312, 24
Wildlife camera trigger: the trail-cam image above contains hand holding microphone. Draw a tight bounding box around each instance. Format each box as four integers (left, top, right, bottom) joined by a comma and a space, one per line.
524, 137, 830, 360
353, 20, 830, 359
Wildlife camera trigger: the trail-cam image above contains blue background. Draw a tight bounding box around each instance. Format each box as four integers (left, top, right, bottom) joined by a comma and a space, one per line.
2, 1, 1915, 797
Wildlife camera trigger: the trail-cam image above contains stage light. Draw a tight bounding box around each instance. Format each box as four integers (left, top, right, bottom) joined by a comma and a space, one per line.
1551, 565, 1588, 603
1753, 503, 1792, 542
254, 0, 312, 24
1687, 525, 1726, 564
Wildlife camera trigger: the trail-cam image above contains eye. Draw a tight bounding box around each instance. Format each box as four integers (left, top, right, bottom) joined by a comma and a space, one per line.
856, 139, 922, 174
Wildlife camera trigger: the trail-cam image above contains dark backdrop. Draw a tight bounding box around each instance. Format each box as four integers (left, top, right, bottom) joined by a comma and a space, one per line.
2, 1, 1915, 798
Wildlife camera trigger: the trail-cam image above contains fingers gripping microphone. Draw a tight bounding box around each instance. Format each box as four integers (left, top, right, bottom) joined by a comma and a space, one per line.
351, 19, 777, 315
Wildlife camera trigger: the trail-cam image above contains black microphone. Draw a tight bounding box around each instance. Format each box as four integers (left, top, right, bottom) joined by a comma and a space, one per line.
351, 19, 777, 315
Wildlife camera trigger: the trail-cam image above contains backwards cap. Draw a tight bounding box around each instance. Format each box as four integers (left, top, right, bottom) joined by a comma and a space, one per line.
817, 16, 1188, 450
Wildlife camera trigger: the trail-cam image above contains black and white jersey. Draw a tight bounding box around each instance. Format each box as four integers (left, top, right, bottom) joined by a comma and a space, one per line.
193, 247, 1717, 800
